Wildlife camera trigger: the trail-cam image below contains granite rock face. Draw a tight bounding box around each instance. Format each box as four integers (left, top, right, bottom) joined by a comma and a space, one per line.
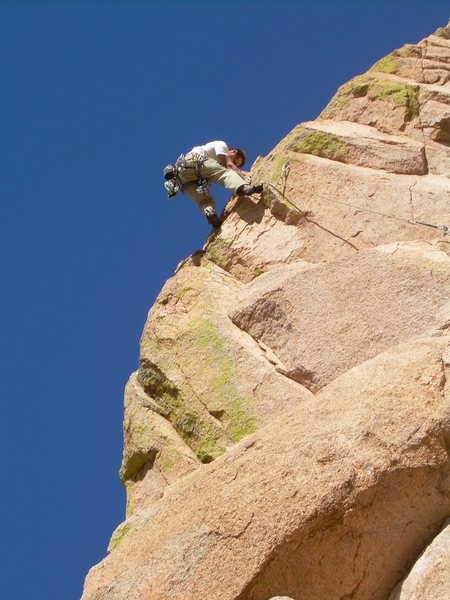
83, 23, 450, 600
389, 520, 450, 600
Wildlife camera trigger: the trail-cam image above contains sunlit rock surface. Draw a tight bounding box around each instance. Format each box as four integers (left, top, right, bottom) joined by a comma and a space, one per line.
389, 519, 450, 600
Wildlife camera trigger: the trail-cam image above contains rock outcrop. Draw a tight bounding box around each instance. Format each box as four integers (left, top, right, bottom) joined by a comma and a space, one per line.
82, 23, 450, 600
389, 520, 450, 600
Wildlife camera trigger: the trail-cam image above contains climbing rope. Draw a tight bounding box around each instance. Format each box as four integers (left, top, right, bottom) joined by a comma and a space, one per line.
414, 221, 449, 235
266, 161, 449, 237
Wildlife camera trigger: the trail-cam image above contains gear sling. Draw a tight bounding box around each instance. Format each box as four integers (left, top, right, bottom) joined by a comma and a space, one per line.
163, 152, 210, 200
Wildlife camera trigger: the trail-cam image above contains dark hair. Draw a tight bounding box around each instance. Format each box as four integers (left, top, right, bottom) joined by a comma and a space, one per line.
233, 148, 246, 167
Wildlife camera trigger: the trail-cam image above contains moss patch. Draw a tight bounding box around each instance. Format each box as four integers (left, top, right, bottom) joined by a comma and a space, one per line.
204, 235, 233, 271
195, 432, 218, 463
138, 358, 222, 463
269, 155, 290, 184
158, 449, 176, 475
322, 75, 420, 122
194, 318, 256, 443
175, 286, 193, 300
370, 53, 400, 74
292, 128, 349, 163
395, 45, 422, 59
120, 404, 159, 484
120, 449, 154, 483
124, 480, 135, 518
253, 265, 265, 279
138, 359, 179, 414
228, 397, 257, 442
368, 79, 419, 115
160, 457, 174, 474
401, 86, 420, 121
140, 336, 177, 368
108, 522, 138, 552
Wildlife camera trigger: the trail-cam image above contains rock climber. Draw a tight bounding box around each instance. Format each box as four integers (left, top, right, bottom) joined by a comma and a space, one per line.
165, 141, 263, 228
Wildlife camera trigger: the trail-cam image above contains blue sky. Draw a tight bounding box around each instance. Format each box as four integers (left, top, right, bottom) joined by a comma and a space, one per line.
1, 1, 448, 598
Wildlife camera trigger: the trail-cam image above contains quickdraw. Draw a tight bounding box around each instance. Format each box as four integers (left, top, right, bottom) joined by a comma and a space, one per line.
276, 160, 290, 199
413, 221, 450, 236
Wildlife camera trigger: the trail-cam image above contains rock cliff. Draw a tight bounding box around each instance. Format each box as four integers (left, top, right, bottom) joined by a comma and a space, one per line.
82, 23, 450, 600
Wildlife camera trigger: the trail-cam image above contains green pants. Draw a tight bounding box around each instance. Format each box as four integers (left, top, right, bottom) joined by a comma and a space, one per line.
178, 155, 244, 214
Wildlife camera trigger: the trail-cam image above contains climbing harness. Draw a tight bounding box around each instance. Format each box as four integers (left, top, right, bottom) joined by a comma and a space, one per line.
164, 151, 212, 200
181, 151, 211, 196
267, 160, 450, 239
185, 151, 209, 194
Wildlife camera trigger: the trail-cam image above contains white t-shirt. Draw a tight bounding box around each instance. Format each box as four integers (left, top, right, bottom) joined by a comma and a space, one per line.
190, 141, 229, 162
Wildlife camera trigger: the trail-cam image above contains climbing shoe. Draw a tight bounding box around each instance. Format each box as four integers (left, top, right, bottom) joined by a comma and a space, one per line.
203, 207, 221, 229
237, 184, 264, 196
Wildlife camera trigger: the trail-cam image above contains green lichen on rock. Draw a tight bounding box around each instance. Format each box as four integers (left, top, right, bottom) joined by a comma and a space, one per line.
367, 79, 419, 119
253, 265, 265, 279
173, 407, 199, 439
124, 480, 135, 518
369, 42, 425, 75
269, 155, 290, 184
395, 44, 422, 58
399, 86, 420, 121
227, 396, 257, 442
119, 406, 158, 484
195, 431, 218, 463
138, 359, 179, 415
137, 358, 221, 463
204, 235, 233, 271
158, 446, 183, 475
320, 77, 367, 115
160, 455, 174, 474
169, 408, 219, 462
292, 127, 349, 163
175, 286, 193, 301
194, 318, 256, 443
120, 449, 154, 483
322, 75, 420, 122
140, 335, 175, 368
370, 53, 400, 74
141, 335, 161, 355
108, 521, 138, 552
